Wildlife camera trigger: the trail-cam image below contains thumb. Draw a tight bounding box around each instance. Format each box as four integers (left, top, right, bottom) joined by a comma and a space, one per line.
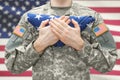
72, 19, 80, 29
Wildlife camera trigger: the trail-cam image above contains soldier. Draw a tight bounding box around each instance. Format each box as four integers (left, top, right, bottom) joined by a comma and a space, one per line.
5, 0, 117, 80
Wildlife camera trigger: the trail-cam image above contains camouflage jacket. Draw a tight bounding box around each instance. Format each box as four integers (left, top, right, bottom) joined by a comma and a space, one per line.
5, 2, 117, 80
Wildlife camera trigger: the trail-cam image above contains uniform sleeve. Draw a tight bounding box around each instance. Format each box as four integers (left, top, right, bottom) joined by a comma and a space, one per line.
78, 12, 118, 73
5, 13, 42, 74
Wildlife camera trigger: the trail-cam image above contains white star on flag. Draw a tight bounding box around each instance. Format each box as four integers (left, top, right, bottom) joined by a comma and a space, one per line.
35, 14, 42, 20
50, 15, 55, 19
0, 5, 3, 10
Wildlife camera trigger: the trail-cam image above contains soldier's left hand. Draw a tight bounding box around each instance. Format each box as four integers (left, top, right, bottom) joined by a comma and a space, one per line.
49, 17, 84, 50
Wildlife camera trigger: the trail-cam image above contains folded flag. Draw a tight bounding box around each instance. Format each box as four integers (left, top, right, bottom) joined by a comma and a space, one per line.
27, 13, 95, 47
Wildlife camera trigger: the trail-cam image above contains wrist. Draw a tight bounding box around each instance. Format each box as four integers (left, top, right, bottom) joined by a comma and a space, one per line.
74, 38, 84, 51
33, 39, 46, 53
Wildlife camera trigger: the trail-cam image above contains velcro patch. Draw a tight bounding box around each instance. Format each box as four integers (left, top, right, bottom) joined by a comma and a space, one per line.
13, 26, 26, 37
93, 24, 108, 37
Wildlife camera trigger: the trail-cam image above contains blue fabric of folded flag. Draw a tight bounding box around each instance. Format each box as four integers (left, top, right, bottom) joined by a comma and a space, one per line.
27, 13, 95, 47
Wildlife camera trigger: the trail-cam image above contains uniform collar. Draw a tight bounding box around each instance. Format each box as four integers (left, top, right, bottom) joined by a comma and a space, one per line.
43, 2, 75, 16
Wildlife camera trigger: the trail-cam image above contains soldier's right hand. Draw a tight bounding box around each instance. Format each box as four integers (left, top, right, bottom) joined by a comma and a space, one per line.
33, 20, 58, 53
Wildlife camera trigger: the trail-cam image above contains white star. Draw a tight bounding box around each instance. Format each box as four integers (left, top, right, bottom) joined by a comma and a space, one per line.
21, 6, 26, 11
2, 28, 7, 32
13, 18, 17, 22
16, 11, 21, 15
36, 1, 40, 5
15, 1, 19, 6
2, 19, 7, 23
8, 32, 12, 37
50, 15, 55, 19
4, 1, 9, 6
8, 22, 12, 27
35, 14, 42, 20
25, 1, 30, 6
0, 5, 3, 10
12, 26, 16, 30
4, 10, 9, 14
8, 14, 13, 19
11, 6, 16, 11
77, 16, 80, 18
32, 5, 35, 9
0, 33, 1, 37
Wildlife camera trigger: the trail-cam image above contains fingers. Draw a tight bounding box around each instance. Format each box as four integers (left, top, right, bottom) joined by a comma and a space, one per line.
66, 19, 71, 24
72, 19, 80, 29
59, 16, 65, 20
49, 20, 62, 34
51, 27, 62, 39
60, 16, 69, 22
39, 19, 49, 28
50, 19, 66, 31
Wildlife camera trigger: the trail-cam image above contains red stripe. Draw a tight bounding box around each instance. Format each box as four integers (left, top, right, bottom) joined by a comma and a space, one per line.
90, 69, 120, 76
0, 58, 4, 64
0, 70, 120, 76
110, 31, 120, 36
0, 71, 32, 76
0, 46, 5, 51
116, 42, 120, 49
116, 59, 120, 64
104, 20, 120, 25
90, 7, 120, 13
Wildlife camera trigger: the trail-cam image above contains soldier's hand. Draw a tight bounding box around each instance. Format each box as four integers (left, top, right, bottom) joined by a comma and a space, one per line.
33, 20, 58, 53
49, 18, 84, 50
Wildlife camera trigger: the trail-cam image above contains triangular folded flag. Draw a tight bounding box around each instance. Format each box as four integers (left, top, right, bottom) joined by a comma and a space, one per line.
27, 13, 95, 47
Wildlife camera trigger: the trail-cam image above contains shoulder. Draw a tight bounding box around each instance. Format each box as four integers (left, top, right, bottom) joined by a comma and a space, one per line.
72, 2, 97, 15
21, 3, 48, 18
72, 2, 103, 26
18, 3, 48, 26
28, 4, 47, 13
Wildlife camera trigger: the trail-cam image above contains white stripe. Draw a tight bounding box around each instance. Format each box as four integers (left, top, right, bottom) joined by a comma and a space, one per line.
113, 65, 120, 71
101, 13, 120, 20
107, 24, 120, 32
0, 39, 8, 45
0, 64, 7, 71
117, 49, 120, 59
0, 51, 4, 58
91, 74, 120, 80
113, 36, 120, 42
2, 75, 119, 80
0, 77, 32, 80
0, 64, 32, 71
75, 1, 120, 7
0, 75, 120, 80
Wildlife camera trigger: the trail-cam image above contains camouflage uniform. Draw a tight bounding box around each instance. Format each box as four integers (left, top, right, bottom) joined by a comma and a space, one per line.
5, 2, 117, 80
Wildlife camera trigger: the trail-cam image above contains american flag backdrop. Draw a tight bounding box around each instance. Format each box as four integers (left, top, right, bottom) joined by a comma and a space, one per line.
0, 0, 120, 80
